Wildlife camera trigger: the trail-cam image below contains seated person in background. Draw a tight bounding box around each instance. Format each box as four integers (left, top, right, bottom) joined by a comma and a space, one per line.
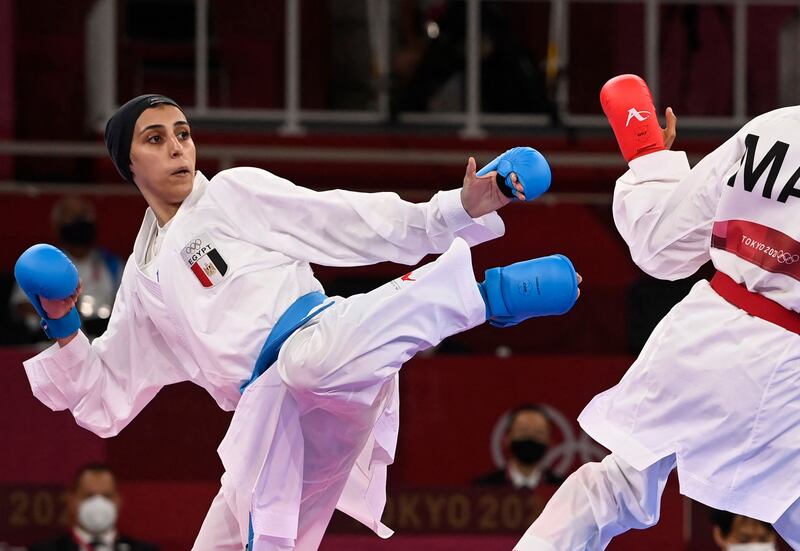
28, 464, 158, 551
711, 508, 780, 551
10, 197, 122, 340
474, 403, 563, 490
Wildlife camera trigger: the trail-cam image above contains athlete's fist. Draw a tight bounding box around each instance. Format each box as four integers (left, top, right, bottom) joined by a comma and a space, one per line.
477, 147, 551, 202
14, 244, 82, 339
461, 156, 522, 218
601, 74, 674, 162
41, 280, 83, 319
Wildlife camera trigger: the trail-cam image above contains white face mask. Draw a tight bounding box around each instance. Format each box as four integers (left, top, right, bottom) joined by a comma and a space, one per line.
728, 543, 777, 551
77, 495, 117, 535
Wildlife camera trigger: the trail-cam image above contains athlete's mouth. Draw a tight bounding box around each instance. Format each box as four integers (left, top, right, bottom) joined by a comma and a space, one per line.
172, 167, 192, 176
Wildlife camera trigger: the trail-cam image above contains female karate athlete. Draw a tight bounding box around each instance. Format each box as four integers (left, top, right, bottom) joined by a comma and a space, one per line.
515, 75, 800, 551
16, 95, 580, 550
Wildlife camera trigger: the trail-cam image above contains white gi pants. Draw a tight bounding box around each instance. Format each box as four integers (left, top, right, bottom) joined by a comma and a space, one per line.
514, 453, 800, 551
193, 239, 487, 550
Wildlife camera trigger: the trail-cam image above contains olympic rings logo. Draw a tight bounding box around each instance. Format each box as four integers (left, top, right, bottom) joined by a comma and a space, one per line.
184, 239, 203, 255
777, 252, 800, 264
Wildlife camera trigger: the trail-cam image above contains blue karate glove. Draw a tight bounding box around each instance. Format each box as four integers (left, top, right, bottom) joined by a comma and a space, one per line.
14, 244, 81, 339
478, 254, 578, 327
477, 147, 551, 202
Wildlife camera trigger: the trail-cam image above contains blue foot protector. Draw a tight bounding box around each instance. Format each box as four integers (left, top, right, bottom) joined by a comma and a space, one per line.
478, 254, 578, 327
15, 244, 81, 338
477, 147, 551, 202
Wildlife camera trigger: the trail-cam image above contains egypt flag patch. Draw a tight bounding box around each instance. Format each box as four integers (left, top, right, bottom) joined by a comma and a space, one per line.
181, 232, 228, 288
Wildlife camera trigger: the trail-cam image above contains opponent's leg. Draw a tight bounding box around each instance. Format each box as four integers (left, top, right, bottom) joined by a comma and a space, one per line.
774, 497, 800, 550
514, 453, 676, 551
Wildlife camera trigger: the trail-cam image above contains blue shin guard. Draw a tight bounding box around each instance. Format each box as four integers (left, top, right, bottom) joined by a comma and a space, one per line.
478, 254, 578, 327
14, 244, 81, 338
477, 147, 551, 202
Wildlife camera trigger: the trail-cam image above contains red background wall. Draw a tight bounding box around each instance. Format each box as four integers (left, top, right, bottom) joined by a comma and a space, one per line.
0, 349, 697, 549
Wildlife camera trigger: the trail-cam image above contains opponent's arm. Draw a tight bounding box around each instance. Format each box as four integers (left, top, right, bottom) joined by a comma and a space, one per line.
602, 74, 745, 280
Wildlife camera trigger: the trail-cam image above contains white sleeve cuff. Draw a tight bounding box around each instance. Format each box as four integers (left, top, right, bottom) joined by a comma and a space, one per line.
627, 150, 691, 184
23, 331, 91, 410
437, 188, 476, 232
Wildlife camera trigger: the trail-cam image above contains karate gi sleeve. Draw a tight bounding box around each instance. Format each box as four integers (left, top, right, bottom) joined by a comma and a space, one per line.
207, 167, 505, 266
612, 132, 747, 280
22, 258, 183, 438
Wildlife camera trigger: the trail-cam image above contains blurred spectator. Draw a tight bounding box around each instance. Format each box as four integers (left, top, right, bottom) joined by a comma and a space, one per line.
661, 5, 734, 116
9, 197, 122, 341
474, 404, 563, 490
28, 464, 158, 551
710, 508, 778, 550
393, 1, 555, 118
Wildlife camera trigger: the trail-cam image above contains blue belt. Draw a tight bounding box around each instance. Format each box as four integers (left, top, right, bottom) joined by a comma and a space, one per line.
240, 291, 333, 394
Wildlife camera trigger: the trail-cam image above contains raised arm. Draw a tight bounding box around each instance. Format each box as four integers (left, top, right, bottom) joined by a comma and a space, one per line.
206, 160, 509, 267
612, 135, 744, 280
601, 73, 745, 280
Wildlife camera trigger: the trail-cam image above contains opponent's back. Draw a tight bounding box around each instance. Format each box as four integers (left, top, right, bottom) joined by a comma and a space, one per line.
711, 106, 800, 311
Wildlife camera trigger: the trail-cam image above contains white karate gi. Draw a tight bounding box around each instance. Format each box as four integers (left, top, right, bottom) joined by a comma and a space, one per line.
517, 107, 800, 551
23, 168, 504, 550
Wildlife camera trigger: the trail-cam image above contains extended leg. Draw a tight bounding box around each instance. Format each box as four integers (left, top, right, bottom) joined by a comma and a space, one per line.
279, 239, 578, 402
256, 239, 575, 548
277, 238, 486, 408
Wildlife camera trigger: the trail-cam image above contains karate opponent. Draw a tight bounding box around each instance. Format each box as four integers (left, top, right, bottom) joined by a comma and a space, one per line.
16, 95, 581, 550
515, 75, 800, 551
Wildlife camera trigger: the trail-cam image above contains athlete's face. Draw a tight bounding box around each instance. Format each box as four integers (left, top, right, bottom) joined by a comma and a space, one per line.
129, 104, 196, 222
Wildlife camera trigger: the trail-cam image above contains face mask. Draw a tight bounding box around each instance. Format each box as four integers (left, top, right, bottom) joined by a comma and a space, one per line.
59, 219, 96, 246
728, 543, 777, 551
78, 495, 117, 535
510, 439, 547, 465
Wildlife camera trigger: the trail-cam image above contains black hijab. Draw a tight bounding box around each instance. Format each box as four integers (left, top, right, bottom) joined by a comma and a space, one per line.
104, 94, 183, 183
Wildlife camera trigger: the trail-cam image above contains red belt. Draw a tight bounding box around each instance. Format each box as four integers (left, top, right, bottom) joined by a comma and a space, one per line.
710, 271, 800, 336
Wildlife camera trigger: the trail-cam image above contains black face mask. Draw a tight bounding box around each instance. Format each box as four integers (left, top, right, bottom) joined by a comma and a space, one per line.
510, 439, 547, 465
59, 220, 96, 246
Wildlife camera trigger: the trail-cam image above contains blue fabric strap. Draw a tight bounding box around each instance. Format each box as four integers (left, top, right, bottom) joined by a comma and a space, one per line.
243, 292, 332, 545
240, 291, 332, 393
